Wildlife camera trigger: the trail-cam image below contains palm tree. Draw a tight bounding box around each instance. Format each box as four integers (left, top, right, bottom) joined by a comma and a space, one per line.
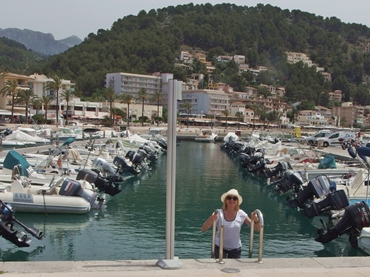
60, 89, 75, 125
45, 75, 64, 125
136, 88, 149, 126
222, 109, 230, 129
150, 90, 163, 127
0, 79, 20, 123
235, 111, 242, 129
31, 97, 42, 115
16, 89, 35, 124
40, 95, 52, 122
120, 93, 135, 128
181, 101, 192, 128
105, 87, 115, 126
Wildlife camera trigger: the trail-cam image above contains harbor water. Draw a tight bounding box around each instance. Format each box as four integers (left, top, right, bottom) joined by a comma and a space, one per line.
0, 141, 366, 261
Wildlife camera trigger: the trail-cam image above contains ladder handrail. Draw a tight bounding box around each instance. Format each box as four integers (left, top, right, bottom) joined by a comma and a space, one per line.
211, 209, 225, 263
249, 209, 264, 263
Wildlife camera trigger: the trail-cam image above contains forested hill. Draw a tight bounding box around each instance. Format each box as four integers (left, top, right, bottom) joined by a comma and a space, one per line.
28, 3, 370, 105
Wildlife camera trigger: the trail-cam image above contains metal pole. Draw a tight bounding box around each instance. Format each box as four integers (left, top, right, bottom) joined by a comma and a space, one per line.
157, 80, 181, 269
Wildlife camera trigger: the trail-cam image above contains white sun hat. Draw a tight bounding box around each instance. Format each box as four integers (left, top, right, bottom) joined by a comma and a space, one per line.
221, 189, 243, 204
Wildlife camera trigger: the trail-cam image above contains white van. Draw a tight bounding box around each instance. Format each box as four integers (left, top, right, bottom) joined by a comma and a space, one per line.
317, 131, 356, 147
305, 129, 332, 146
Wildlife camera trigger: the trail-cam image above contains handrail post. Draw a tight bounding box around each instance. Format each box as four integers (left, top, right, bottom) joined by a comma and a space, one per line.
211, 209, 225, 263
249, 209, 264, 263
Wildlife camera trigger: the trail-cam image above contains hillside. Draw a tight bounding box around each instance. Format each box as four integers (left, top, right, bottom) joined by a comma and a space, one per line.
0, 28, 82, 55
4, 3, 370, 107
0, 37, 45, 73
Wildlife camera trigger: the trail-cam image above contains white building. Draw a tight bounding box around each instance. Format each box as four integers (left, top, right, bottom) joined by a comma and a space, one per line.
179, 89, 229, 118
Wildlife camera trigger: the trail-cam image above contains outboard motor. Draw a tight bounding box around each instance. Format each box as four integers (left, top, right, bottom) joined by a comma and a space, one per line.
270, 171, 304, 194
288, 175, 332, 208
140, 144, 158, 161
300, 190, 349, 218
263, 161, 293, 179
1, 128, 12, 138
113, 156, 140, 176
315, 201, 370, 248
76, 169, 122, 196
59, 179, 105, 209
246, 159, 270, 173
0, 201, 43, 247
241, 146, 256, 156
91, 157, 115, 176
242, 152, 264, 167
157, 138, 167, 150
125, 150, 149, 169
239, 153, 252, 167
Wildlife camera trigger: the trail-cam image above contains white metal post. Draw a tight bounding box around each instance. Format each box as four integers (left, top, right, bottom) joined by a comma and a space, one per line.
157, 79, 181, 269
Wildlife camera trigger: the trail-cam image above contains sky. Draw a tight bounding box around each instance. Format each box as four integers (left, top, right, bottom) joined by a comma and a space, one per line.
1, 0, 370, 40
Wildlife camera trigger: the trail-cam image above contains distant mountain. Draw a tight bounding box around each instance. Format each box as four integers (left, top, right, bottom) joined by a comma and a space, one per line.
0, 28, 82, 56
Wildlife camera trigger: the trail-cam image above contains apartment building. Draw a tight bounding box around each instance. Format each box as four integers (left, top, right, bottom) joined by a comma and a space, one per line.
106, 72, 162, 96
0, 73, 33, 116
329, 90, 342, 102
331, 104, 364, 127
286, 51, 313, 66
179, 89, 229, 118
296, 110, 328, 126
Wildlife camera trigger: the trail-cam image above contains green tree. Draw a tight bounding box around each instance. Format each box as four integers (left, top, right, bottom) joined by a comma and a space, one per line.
31, 97, 42, 115
221, 109, 230, 129
235, 111, 242, 129
45, 75, 64, 125
60, 88, 75, 125
136, 88, 149, 126
181, 101, 192, 128
120, 93, 135, 128
150, 90, 163, 126
0, 79, 20, 123
105, 87, 115, 126
16, 88, 36, 123
40, 95, 52, 122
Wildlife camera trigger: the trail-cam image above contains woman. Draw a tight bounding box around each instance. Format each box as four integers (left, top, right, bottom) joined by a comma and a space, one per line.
201, 188, 261, 258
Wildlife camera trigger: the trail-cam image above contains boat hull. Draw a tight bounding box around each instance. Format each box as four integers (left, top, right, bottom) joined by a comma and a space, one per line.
0, 192, 91, 214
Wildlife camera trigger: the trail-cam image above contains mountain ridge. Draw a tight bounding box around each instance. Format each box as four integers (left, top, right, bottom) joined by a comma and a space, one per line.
0, 28, 82, 55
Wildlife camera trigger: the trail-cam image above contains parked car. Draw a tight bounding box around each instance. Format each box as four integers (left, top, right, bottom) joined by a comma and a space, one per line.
317, 131, 357, 147
305, 129, 332, 146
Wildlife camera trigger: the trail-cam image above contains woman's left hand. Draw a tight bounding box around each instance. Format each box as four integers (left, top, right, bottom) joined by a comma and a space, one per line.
251, 212, 259, 223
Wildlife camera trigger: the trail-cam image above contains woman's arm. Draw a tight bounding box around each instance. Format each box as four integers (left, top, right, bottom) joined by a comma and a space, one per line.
201, 212, 218, 232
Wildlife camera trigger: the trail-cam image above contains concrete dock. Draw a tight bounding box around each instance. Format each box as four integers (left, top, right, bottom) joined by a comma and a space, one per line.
1, 257, 370, 276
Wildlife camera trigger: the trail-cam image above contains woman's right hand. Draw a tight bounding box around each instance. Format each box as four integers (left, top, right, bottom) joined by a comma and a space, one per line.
201, 212, 218, 232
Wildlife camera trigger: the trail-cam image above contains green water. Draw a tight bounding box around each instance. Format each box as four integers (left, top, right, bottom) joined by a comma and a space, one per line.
0, 141, 366, 261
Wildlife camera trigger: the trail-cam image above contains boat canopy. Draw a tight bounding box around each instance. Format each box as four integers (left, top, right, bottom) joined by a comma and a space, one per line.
3, 150, 31, 176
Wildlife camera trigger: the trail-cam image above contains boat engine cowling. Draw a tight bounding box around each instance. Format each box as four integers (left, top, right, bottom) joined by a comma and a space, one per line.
263, 161, 293, 179
59, 179, 105, 208
315, 201, 370, 245
91, 157, 115, 175
270, 171, 303, 194
76, 169, 122, 196
299, 190, 349, 218
289, 175, 332, 208
113, 156, 140, 175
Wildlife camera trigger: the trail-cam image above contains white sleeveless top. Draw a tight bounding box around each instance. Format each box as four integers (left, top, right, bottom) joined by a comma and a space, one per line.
215, 209, 248, 250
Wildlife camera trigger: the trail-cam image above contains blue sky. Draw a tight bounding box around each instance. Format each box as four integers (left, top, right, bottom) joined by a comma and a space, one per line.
1, 0, 369, 40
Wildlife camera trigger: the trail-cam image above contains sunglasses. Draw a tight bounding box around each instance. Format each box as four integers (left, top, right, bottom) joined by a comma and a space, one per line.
226, 196, 238, 201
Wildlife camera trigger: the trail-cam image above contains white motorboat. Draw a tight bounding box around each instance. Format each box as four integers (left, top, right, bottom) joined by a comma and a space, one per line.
139, 127, 166, 142
0, 173, 105, 214
194, 129, 218, 142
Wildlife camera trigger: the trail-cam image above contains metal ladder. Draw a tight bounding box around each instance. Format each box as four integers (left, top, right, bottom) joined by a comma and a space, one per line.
211, 209, 264, 263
